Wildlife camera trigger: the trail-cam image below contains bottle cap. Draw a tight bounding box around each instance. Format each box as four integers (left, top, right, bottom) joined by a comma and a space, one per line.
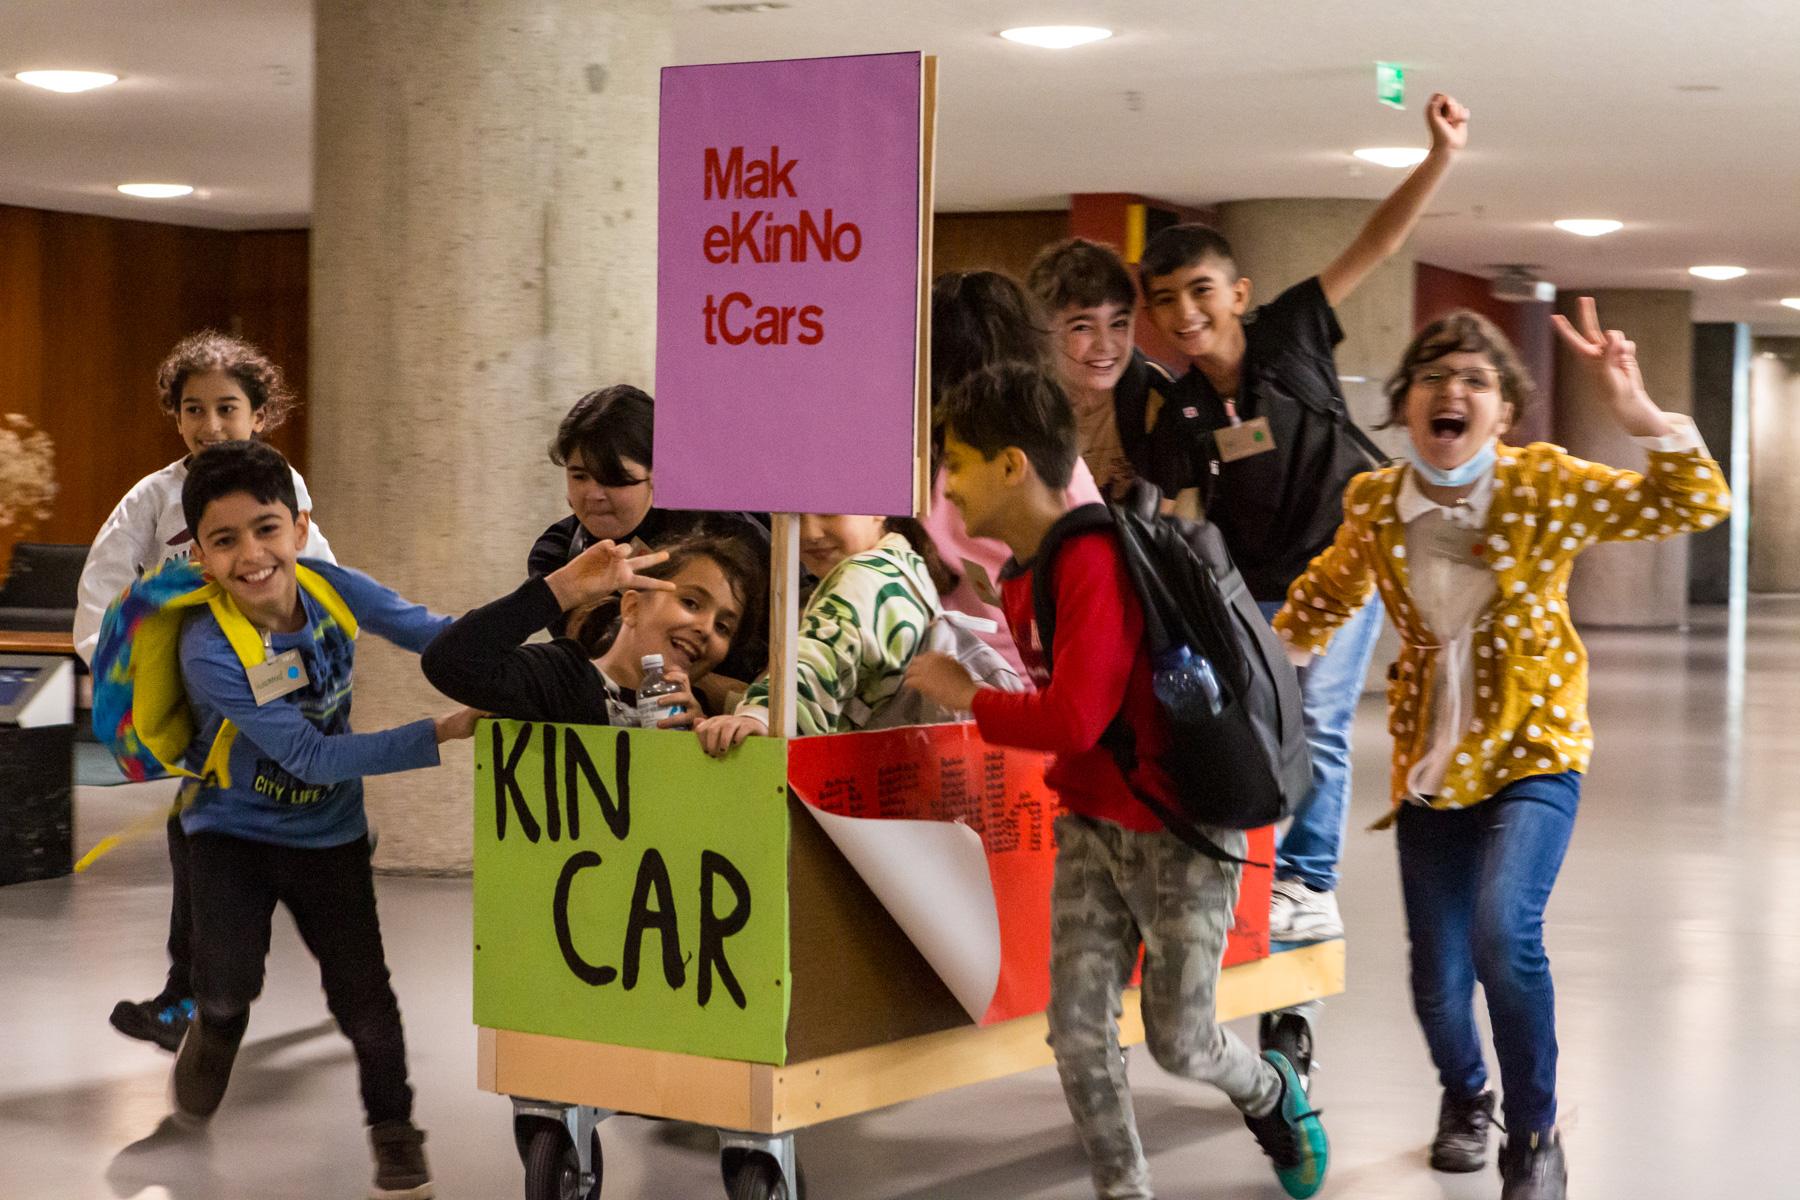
640, 653, 664, 670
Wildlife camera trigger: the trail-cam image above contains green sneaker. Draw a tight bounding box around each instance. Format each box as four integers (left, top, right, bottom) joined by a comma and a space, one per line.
1243, 1048, 1329, 1198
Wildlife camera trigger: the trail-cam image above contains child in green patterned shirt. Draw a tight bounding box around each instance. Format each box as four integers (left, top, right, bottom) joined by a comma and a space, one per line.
696, 514, 948, 753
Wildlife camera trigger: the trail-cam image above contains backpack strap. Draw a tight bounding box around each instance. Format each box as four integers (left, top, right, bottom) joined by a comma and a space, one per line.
1031, 504, 1265, 870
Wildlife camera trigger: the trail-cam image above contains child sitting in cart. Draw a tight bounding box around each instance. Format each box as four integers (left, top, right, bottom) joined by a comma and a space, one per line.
422, 533, 764, 727
906, 361, 1330, 1200
695, 515, 950, 751
1272, 300, 1731, 1198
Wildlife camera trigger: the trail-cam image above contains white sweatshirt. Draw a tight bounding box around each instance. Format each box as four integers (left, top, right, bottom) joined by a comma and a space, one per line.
73, 458, 337, 664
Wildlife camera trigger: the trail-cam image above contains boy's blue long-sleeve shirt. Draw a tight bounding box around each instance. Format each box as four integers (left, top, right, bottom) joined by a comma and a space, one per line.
176, 559, 452, 847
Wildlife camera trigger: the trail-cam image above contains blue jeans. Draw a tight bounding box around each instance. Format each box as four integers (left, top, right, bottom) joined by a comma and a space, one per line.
1396, 772, 1581, 1136
1258, 594, 1385, 891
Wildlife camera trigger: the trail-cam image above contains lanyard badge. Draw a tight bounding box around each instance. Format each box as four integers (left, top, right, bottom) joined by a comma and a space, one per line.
246, 631, 310, 706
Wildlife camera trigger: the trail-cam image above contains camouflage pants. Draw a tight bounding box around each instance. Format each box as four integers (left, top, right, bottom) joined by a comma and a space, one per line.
1048, 814, 1281, 1200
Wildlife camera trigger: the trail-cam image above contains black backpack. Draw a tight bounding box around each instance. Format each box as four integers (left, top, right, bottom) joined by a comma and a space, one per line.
1031, 487, 1310, 864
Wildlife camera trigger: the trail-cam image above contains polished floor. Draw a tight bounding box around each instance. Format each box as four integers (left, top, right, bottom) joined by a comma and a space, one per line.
4, 598, 1797, 1199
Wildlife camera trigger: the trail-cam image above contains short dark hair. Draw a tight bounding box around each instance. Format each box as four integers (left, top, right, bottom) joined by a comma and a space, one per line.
570, 532, 768, 660
548, 386, 654, 488
1138, 223, 1239, 289
1027, 238, 1138, 314
157, 330, 295, 430
182, 439, 298, 535
929, 270, 1050, 404
640, 533, 767, 640
938, 362, 1078, 492
1383, 311, 1536, 428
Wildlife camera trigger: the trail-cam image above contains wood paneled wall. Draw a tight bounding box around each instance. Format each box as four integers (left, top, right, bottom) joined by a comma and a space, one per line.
932, 211, 1069, 282
0, 205, 309, 573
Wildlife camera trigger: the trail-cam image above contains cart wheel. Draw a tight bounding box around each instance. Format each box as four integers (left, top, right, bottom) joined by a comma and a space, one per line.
522, 1122, 602, 1200
726, 1153, 790, 1200
1260, 1010, 1315, 1091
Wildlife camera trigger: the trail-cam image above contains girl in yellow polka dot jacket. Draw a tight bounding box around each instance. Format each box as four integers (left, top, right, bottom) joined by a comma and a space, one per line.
1273, 298, 1729, 1197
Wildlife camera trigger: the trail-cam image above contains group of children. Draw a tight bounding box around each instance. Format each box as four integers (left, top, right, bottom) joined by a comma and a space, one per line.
74, 89, 1730, 1200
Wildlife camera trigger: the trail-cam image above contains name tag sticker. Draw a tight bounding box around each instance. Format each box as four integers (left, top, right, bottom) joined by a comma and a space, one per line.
1215, 416, 1277, 463
247, 650, 310, 706
960, 557, 1002, 607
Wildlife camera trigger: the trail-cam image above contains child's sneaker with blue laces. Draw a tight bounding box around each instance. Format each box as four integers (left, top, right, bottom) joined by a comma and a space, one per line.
1244, 1048, 1329, 1198
109, 994, 195, 1052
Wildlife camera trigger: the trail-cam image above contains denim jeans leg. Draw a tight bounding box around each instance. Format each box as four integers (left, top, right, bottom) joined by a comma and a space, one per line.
1471, 773, 1581, 1136
1396, 803, 1489, 1102
1260, 593, 1386, 891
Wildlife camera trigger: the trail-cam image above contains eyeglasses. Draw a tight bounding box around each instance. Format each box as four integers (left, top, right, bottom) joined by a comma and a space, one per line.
1412, 367, 1501, 394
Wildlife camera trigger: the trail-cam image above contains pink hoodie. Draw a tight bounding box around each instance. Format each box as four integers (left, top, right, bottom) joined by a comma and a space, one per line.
921, 457, 1105, 678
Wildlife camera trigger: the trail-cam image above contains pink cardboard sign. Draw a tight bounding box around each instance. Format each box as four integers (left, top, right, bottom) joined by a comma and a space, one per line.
655, 52, 927, 516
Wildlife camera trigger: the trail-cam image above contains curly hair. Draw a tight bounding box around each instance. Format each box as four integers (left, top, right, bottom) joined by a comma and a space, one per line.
156, 330, 295, 431
1381, 310, 1535, 429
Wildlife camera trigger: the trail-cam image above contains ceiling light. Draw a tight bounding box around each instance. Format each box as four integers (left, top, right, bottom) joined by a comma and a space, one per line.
1688, 265, 1747, 281
999, 26, 1113, 49
1553, 219, 1623, 237
117, 183, 195, 199
1780, 298, 1800, 312
15, 70, 119, 93
1353, 147, 1427, 169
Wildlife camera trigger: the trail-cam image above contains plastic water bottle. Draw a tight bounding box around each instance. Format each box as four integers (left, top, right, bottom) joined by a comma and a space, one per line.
1152, 645, 1224, 719
636, 654, 686, 727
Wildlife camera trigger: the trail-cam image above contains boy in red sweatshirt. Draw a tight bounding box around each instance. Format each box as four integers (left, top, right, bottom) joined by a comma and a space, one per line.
906, 362, 1327, 1199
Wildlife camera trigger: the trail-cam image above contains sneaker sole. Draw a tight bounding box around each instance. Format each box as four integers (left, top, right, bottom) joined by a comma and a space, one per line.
369, 1183, 434, 1199
1430, 1149, 1487, 1173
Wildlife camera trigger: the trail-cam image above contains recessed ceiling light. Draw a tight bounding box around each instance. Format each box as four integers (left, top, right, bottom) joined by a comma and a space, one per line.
703, 2, 788, 11
999, 26, 1113, 49
117, 183, 195, 199
1352, 147, 1427, 169
15, 70, 119, 93
1688, 265, 1747, 281
1553, 219, 1623, 237
1780, 298, 1800, 312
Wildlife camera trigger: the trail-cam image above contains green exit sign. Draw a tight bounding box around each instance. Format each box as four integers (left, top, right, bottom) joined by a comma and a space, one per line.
1377, 61, 1405, 109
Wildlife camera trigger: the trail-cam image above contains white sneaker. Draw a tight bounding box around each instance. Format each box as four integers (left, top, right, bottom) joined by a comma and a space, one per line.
1269, 878, 1344, 942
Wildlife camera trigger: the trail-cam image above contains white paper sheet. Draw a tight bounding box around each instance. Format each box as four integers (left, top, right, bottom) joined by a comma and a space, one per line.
800, 803, 1001, 1023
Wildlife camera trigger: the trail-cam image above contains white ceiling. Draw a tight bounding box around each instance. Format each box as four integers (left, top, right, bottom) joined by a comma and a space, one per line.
3, 0, 1797, 331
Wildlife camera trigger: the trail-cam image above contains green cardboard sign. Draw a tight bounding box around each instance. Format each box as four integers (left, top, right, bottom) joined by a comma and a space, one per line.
473, 721, 791, 1063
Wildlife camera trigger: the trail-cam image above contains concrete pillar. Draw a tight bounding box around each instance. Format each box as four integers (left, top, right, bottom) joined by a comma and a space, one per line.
1690, 324, 1749, 604
1215, 198, 1416, 441
1750, 339, 1800, 593
311, 0, 670, 872
1216, 198, 1418, 686
1553, 288, 1695, 628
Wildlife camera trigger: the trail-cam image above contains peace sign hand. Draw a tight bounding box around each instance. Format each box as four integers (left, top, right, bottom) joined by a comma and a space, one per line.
546, 539, 675, 611
1552, 296, 1673, 438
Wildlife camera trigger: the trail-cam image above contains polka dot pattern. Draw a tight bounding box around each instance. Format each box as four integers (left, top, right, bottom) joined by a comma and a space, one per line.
1282, 440, 1729, 816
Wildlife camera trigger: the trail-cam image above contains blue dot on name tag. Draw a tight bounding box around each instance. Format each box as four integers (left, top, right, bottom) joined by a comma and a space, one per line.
287, 666, 300, 679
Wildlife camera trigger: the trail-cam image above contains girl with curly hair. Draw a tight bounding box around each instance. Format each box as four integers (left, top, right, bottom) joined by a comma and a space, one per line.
75, 329, 337, 1055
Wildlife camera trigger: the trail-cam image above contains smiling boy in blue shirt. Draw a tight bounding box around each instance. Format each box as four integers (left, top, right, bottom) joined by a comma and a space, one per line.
168, 440, 477, 1199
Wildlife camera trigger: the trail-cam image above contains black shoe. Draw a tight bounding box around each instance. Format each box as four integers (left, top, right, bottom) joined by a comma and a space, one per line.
110, 995, 196, 1053
1499, 1129, 1567, 1200
1430, 1088, 1496, 1172
369, 1119, 434, 1199
170, 1012, 246, 1123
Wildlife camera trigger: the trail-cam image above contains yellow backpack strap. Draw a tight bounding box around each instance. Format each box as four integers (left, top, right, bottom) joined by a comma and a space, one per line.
189, 567, 357, 790
129, 581, 226, 780
296, 564, 360, 640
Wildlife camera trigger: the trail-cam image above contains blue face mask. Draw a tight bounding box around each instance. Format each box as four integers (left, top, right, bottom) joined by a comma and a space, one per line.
1406, 438, 1497, 488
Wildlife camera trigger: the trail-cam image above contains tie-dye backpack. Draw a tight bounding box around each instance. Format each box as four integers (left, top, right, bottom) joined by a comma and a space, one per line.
91, 557, 358, 784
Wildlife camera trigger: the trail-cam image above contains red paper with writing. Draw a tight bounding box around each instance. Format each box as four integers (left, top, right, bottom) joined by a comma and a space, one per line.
786, 724, 1271, 1025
